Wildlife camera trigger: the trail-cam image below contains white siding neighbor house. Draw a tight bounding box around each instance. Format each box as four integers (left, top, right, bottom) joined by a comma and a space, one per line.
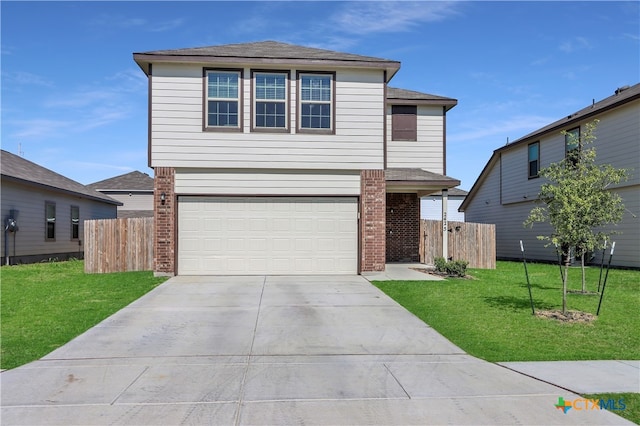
1, 150, 120, 264
133, 41, 460, 276
88, 171, 154, 218
460, 83, 640, 268
421, 188, 467, 222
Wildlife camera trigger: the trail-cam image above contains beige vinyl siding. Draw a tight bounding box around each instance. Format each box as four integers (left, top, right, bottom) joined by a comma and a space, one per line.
175, 169, 361, 196
386, 105, 444, 172
150, 64, 384, 170
0, 181, 116, 259
103, 192, 153, 211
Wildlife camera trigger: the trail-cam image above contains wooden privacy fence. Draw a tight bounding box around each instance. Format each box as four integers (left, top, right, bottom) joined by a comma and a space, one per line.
84, 217, 154, 273
420, 220, 496, 269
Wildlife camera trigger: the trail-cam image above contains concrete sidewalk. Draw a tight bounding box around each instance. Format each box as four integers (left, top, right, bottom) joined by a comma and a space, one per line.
1, 275, 634, 425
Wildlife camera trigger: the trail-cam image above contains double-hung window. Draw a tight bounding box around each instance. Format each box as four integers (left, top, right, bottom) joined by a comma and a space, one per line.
253, 72, 288, 130
206, 70, 241, 129
71, 206, 80, 240
299, 73, 333, 132
45, 202, 56, 241
565, 127, 580, 165
528, 142, 540, 179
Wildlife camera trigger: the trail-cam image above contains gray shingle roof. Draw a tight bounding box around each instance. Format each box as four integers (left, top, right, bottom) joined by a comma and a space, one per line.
87, 171, 154, 191
387, 87, 457, 111
386, 168, 460, 187
508, 83, 640, 147
460, 83, 640, 211
0, 150, 120, 205
133, 41, 401, 80
137, 40, 398, 63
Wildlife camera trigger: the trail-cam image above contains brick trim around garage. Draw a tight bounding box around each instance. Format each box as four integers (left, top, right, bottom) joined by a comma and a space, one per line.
154, 167, 175, 276
360, 170, 386, 272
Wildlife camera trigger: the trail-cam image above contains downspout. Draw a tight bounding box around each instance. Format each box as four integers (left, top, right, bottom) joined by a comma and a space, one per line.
443, 106, 447, 175
383, 71, 388, 170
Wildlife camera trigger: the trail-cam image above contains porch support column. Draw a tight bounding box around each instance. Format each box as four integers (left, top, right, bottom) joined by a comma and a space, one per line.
442, 188, 448, 260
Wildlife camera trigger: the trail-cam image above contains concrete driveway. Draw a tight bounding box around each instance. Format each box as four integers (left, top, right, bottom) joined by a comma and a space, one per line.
1, 275, 631, 425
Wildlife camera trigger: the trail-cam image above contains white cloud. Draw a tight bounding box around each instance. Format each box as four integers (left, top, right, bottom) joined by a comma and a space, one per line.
2, 71, 54, 87
449, 115, 555, 144
559, 36, 592, 53
330, 1, 461, 35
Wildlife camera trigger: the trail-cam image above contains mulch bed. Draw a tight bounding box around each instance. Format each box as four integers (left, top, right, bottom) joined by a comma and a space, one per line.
535, 309, 597, 323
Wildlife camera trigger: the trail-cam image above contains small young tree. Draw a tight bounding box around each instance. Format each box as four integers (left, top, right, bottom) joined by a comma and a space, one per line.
524, 120, 628, 313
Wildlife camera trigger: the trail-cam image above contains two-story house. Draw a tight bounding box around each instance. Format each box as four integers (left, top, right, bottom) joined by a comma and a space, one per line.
133, 41, 459, 276
460, 83, 640, 269
87, 171, 154, 218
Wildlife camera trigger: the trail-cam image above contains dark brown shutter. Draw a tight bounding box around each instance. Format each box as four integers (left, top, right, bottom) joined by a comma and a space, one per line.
392, 105, 417, 141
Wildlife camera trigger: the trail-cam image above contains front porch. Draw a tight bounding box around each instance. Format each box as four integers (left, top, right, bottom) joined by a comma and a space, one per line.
385, 168, 460, 264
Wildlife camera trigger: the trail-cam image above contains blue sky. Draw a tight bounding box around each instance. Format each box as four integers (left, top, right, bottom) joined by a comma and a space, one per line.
2, 1, 638, 190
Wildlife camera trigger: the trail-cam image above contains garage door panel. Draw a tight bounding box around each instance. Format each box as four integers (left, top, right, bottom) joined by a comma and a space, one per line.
178, 197, 357, 275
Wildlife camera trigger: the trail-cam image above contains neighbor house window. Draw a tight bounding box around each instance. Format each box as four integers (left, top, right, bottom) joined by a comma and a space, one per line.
45, 202, 56, 240
392, 105, 417, 141
528, 142, 540, 178
71, 206, 80, 240
565, 127, 580, 165
205, 70, 241, 129
299, 73, 333, 131
253, 71, 288, 130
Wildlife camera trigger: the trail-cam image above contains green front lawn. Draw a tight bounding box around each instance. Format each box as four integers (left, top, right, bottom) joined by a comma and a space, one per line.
374, 261, 639, 362
1, 260, 167, 370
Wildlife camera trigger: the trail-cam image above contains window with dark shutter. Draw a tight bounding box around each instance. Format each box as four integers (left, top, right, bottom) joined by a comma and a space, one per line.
392, 105, 417, 141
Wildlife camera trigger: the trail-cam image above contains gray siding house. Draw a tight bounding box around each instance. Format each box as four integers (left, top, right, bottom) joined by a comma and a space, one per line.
460, 83, 640, 268
1, 150, 120, 264
87, 171, 154, 218
133, 41, 460, 276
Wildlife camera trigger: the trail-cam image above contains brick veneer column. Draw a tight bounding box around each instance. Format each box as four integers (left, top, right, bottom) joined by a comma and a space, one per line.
154, 167, 175, 276
386, 193, 420, 262
360, 170, 386, 272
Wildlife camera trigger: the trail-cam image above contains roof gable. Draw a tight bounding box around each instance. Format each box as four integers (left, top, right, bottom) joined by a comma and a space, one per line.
0, 150, 120, 205
87, 171, 154, 191
460, 83, 640, 211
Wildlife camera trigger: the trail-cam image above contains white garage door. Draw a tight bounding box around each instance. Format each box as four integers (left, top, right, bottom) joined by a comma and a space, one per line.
178, 197, 358, 275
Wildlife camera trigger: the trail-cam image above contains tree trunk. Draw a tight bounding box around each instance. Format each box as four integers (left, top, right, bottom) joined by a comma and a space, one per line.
562, 264, 568, 313
562, 248, 571, 314
581, 252, 586, 292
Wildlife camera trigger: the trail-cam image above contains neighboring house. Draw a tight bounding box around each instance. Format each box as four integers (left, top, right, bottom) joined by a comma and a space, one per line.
421, 188, 467, 221
460, 83, 640, 269
87, 171, 154, 218
1, 150, 120, 264
133, 41, 460, 276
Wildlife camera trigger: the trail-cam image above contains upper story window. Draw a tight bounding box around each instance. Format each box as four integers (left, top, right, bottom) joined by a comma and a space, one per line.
391, 105, 417, 141
565, 127, 580, 165
205, 70, 241, 130
299, 73, 333, 132
253, 71, 288, 130
71, 206, 80, 240
45, 201, 56, 241
528, 142, 540, 179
